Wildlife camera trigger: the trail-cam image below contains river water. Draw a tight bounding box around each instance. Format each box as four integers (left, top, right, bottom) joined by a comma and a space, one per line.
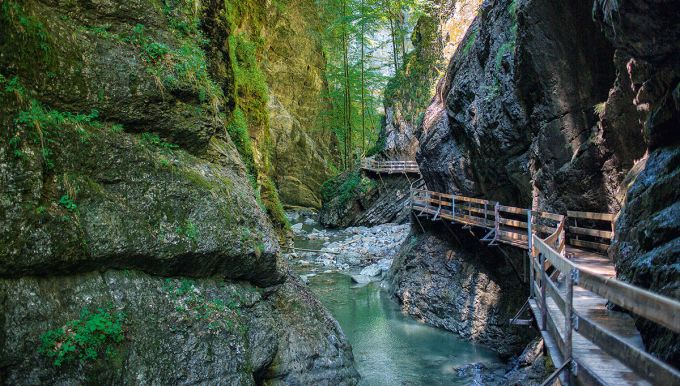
287, 213, 502, 385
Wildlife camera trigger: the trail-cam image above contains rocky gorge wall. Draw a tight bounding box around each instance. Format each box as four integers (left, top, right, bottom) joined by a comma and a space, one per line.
385, 0, 678, 368
0, 0, 357, 383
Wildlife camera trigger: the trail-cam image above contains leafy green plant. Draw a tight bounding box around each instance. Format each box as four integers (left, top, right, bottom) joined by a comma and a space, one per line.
12, 96, 102, 170
483, 78, 501, 102
38, 306, 126, 367
321, 169, 364, 207
594, 102, 606, 115
110, 124, 124, 133
1, 1, 50, 60
141, 132, 179, 151
59, 194, 77, 212
176, 220, 198, 241
163, 279, 243, 334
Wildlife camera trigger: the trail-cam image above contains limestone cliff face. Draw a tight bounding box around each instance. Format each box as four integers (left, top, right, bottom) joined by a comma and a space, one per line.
381, 0, 482, 160
0, 0, 357, 383
390, 0, 677, 366
417, 0, 638, 213
245, 0, 336, 209
593, 0, 680, 365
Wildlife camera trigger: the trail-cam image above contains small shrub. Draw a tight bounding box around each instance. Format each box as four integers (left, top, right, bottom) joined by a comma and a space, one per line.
594, 102, 606, 115
163, 279, 243, 334
59, 194, 77, 211
141, 132, 179, 151
321, 170, 363, 207
38, 306, 126, 367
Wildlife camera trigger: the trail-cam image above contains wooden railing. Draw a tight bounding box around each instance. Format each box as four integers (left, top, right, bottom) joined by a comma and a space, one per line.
531, 235, 680, 385
361, 159, 420, 174
412, 188, 568, 252
411, 186, 680, 384
566, 210, 614, 253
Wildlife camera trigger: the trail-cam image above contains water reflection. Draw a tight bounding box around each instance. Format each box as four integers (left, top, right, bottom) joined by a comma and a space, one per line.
308, 273, 500, 386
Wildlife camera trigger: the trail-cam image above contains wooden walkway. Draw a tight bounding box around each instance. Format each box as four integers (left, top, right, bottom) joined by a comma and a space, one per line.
392, 172, 680, 385
360, 159, 420, 174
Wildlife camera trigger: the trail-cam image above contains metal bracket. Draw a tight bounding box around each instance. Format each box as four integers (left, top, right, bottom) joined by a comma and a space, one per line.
570, 268, 580, 285
572, 314, 579, 331
570, 360, 578, 376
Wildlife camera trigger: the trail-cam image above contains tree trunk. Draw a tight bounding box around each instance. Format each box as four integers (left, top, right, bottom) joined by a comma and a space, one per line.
360, 0, 366, 153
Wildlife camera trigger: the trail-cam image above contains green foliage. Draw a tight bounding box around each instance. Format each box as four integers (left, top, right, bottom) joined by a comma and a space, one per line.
141, 132, 179, 151
594, 102, 606, 115
11, 95, 102, 170
38, 305, 126, 367
462, 28, 478, 57
260, 177, 290, 230
125, 22, 222, 109
0, 74, 27, 100
176, 220, 198, 241
495, 41, 515, 71
321, 169, 374, 207
365, 134, 386, 158
59, 194, 77, 212
483, 78, 501, 102
1, 1, 50, 61
493, 0, 519, 72
163, 279, 244, 334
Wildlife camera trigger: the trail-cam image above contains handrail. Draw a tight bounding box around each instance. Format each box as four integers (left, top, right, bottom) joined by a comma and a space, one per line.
532, 235, 680, 385
410, 184, 679, 384
361, 158, 420, 174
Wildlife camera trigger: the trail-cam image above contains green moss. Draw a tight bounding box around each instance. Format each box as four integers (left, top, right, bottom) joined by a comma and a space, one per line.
163, 279, 243, 334
495, 41, 515, 71
462, 28, 478, 57
226, 108, 257, 185
124, 20, 222, 110
321, 169, 372, 207
38, 305, 126, 367
0, 1, 51, 63
260, 177, 290, 230
365, 134, 386, 158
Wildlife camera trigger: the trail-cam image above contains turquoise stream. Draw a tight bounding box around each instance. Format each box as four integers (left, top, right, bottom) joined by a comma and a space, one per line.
306, 272, 501, 385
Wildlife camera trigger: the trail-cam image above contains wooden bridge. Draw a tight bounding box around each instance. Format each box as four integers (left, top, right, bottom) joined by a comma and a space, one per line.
408, 184, 680, 385
360, 158, 420, 174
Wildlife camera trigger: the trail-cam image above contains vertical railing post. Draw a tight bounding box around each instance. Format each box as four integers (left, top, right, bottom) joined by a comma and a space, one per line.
526, 210, 533, 283
484, 203, 488, 227
560, 218, 567, 255
564, 267, 576, 385
494, 202, 500, 238
452, 196, 456, 223
529, 235, 535, 299
539, 252, 547, 331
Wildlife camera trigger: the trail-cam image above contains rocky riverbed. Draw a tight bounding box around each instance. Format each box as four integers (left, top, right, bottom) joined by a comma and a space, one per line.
285, 210, 410, 284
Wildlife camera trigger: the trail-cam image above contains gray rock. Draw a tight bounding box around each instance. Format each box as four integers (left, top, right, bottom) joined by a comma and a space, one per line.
359, 264, 382, 277
350, 275, 372, 284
